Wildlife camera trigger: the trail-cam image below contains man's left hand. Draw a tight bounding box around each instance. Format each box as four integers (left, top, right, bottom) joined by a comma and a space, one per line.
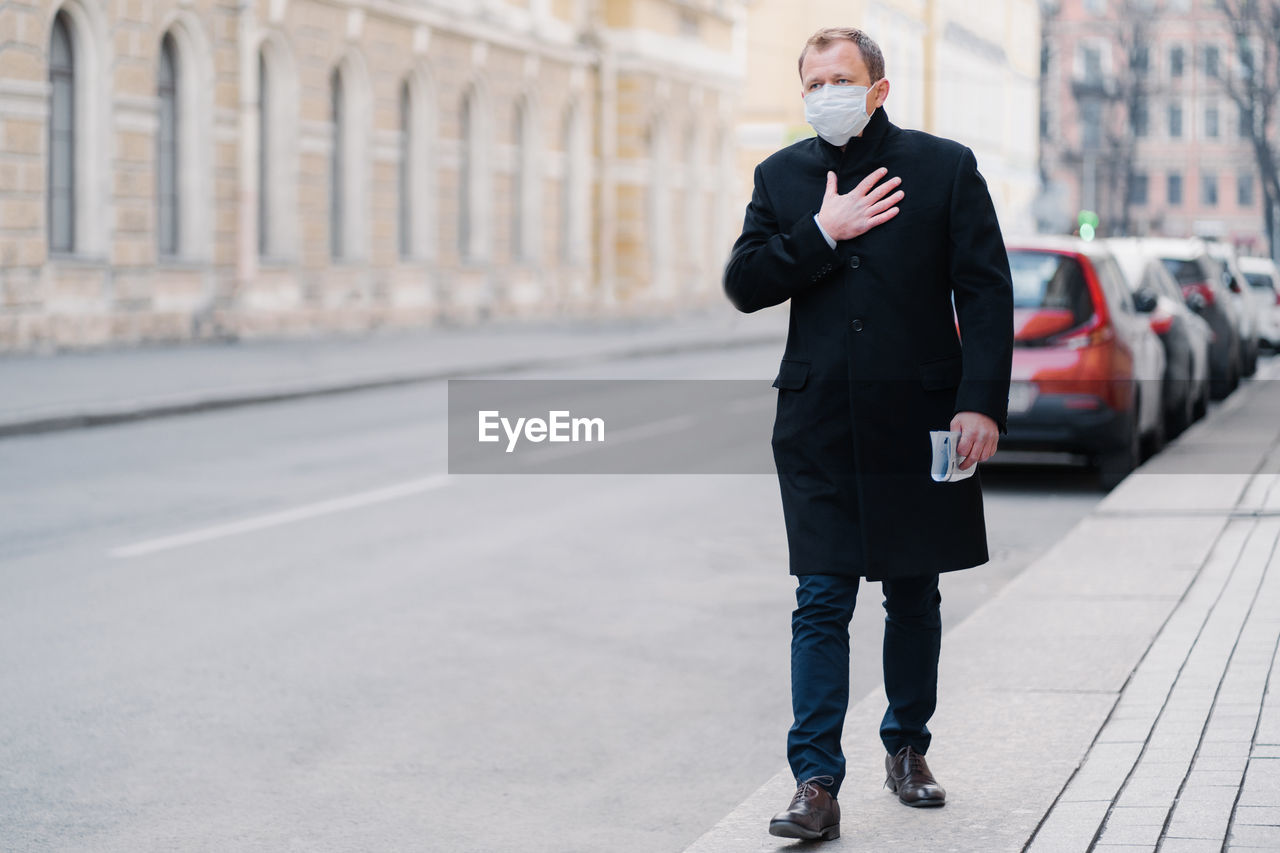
950, 412, 999, 470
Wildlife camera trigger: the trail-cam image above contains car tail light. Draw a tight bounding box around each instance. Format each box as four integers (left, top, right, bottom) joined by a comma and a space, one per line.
1055, 319, 1114, 350
1182, 281, 1216, 306
1150, 308, 1175, 336
1273, 290, 1280, 306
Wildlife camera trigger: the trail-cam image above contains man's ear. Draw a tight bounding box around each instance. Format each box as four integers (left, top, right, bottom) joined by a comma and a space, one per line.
870, 79, 890, 110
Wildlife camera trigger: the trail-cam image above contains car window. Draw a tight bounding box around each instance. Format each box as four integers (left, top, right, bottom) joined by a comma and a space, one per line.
1099, 257, 1136, 313
1141, 265, 1166, 298
1244, 272, 1275, 291
1007, 251, 1094, 326
1152, 263, 1184, 300
1162, 257, 1205, 286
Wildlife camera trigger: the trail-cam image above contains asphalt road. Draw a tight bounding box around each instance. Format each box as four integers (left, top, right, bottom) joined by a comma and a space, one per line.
0, 343, 1104, 853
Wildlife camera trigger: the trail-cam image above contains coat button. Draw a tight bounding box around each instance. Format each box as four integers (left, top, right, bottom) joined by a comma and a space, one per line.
850, 256, 861, 269
851, 319, 864, 332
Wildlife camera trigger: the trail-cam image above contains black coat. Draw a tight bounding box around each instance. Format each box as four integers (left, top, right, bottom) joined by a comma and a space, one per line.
724, 108, 1013, 581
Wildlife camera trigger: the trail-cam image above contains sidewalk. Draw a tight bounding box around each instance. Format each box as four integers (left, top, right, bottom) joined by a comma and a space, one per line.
0, 308, 787, 437
685, 361, 1280, 852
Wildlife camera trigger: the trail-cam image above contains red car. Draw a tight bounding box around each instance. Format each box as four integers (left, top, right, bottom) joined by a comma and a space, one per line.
1001, 237, 1167, 488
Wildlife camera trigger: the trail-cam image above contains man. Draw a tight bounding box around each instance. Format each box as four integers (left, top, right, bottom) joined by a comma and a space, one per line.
723, 27, 1013, 842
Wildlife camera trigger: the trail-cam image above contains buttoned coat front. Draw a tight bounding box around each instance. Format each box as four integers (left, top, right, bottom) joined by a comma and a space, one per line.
724, 108, 1014, 581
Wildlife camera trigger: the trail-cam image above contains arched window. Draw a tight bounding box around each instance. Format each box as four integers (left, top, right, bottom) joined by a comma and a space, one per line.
398, 80, 411, 260
458, 86, 489, 263
156, 33, 179, 257
682, 121, 703, 282
257, 50, 269, 256
459, 89, 473, 259
257, 38, 299, 260
560, 103, 586, 266
400, 70, 436, 263
512, 99, 526, 261
48, 11, 75, 254
647, 118, 671, 289
329, 67, 344, 260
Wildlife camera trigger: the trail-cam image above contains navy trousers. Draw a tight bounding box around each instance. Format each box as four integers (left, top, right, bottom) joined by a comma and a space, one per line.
787, 572, 942, 797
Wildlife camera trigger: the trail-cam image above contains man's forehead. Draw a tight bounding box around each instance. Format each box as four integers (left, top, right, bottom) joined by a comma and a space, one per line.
801, 41, 870, 80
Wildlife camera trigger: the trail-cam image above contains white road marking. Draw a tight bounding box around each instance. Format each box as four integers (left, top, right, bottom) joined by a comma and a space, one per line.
109, 475, 452, 558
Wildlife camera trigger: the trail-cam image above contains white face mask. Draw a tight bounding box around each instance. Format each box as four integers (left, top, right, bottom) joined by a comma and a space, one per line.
804, 84, 871, 146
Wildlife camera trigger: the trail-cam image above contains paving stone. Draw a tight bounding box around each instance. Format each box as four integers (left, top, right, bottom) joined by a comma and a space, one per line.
1024, 800, 1110, 853
1095, 818, 1163, 847
1185, 769, 1248, 787
1113, 774, 1183, 807
1097, 720, 1158, 744
1238, 758, 1280, 807
1197, 742, 1251, 760
1231, 805, 1280, 825
1228, 824, 1280, 847
1106, 805, 1169, 825
1165, 784, 1238, 841
1188, 754, 1249, 774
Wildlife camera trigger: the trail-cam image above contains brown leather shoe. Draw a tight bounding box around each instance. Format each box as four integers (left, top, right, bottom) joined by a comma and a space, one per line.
885, 746, 946, 807
768, 776, 840, 840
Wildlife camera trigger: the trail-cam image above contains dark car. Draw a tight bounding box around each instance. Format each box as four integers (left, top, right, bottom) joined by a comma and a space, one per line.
1107, 238, 1212, 436
1207, 241, 1260, 377
1003, 237, 1166, 488
1133, 237, 1243, 399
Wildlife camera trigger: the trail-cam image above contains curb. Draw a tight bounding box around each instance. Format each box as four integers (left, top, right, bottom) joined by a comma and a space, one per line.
0, 331, 787, 439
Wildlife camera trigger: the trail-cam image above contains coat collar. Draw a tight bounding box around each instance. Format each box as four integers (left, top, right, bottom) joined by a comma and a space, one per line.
817, 107, 896, 172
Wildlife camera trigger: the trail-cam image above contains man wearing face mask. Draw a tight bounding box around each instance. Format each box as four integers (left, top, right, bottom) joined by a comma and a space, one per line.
724, 27, 1013, 842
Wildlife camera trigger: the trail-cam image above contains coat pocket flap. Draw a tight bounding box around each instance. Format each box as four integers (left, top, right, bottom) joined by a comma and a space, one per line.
920, 354, 963, 390
772, 359, 811, 390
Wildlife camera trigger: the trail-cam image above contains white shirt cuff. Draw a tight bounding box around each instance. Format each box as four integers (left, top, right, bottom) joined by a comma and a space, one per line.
813, 214, 837, 249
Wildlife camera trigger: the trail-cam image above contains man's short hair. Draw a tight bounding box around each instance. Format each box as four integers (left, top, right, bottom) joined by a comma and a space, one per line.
798, 27, 886, 82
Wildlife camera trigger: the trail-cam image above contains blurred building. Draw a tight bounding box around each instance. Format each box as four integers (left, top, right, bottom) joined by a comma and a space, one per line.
1039, 0, 1271, 251
0, 1, 746, 350
736, 0, 1041, 238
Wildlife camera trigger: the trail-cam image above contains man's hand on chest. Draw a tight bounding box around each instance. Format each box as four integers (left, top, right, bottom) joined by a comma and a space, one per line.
815, 167, 904, 243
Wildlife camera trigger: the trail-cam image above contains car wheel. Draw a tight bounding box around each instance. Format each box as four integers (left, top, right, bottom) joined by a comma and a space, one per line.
1098, 410, 1141, 490
1194, 380, 1209, 420
1210, 355, 1234, 400
1142, 414, 1166, 461
1167, 372, 1194, 438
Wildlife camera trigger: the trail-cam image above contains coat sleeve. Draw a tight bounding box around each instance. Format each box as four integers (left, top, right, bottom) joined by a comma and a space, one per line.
948, 146, 1014, 434
723, 163, 842, 313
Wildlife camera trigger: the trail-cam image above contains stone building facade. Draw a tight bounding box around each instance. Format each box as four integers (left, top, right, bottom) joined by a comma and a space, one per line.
736, 0, 1042, 239
0, 0, 747, 350
1039, 0, 1273, 251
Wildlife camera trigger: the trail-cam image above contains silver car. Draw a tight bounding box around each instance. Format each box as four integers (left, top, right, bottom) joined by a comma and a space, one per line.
1239, 256, 1280, 350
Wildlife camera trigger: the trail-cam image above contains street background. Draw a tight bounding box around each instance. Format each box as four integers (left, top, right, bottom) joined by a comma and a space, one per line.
5, 0, 1280, 851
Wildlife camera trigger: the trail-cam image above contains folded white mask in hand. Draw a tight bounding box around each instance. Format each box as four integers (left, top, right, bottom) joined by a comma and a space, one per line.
930, 430, 977, 483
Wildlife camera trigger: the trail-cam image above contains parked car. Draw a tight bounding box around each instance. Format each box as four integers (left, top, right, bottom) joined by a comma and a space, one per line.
1136, 237, 1243, 399
1238, 256, 1280, 350
1107, 238, 1212, 436
1206, 241, 1260, 376
1003, 237, 1166, 488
